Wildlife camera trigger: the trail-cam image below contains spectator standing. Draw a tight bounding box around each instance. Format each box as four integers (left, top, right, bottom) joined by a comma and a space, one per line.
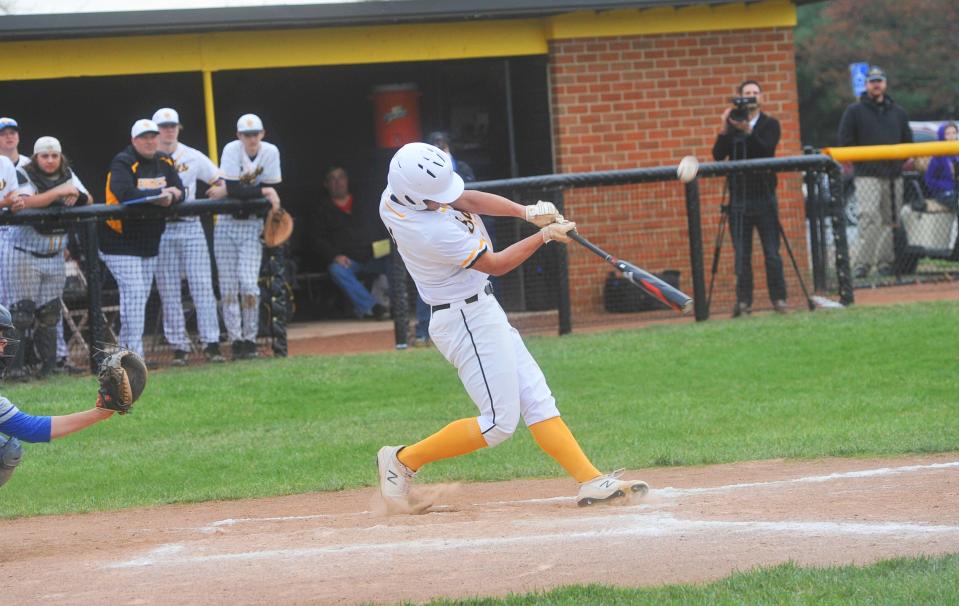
214, 114, 281, 360
310, 165, 389, 320
152, 108, 226, 365
2, 137, 90, 379
838, 66, 913, 278
923, 122, 958, 211
99, 119, 183, 358
711, 79, 787, 316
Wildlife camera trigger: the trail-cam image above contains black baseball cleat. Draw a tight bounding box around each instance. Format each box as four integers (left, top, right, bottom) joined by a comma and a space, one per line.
204, 343, 225, 363
577, 469, 649, 507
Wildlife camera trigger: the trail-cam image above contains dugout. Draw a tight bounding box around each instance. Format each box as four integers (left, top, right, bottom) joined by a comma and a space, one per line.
0, 0, 814, 321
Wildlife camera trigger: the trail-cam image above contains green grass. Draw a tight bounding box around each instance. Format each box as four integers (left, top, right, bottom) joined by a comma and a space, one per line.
2, 301, 958, 517
411, 554, 959, 605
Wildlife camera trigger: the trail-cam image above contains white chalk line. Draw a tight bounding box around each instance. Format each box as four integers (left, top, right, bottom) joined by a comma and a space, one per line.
109, 512, 959, 569
116, 460, 955, 570
491, 461, 959, 505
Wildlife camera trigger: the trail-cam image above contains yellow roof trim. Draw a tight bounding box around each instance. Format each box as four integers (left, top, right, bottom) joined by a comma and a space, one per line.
0, 1, 795, 82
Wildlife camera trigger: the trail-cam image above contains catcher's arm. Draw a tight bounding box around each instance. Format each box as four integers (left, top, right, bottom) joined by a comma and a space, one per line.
50, 408, 114, 440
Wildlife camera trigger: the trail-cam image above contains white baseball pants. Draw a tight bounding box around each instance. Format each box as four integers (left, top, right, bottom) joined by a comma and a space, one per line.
213, 216, 262, 342
157, 221, 220, 349
428, 286, 560, 448
100, 253, 158, 357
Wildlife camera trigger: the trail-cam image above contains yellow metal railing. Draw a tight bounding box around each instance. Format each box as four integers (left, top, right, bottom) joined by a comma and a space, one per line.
823, 141, 959, 162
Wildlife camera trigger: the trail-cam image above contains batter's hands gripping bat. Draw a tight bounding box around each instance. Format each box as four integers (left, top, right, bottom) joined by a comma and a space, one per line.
568, 231, 693, 315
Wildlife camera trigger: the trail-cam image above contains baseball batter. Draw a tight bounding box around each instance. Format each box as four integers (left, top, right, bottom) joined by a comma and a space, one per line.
377, 142, 648, 510
214, 113, 281, 360
153, 108, 226, 365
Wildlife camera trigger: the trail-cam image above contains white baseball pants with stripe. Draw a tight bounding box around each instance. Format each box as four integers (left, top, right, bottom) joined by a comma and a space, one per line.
157, 221, 220, 349
427, 286, 560, 448
100, 253, 158, 357
213, 216, 262, 343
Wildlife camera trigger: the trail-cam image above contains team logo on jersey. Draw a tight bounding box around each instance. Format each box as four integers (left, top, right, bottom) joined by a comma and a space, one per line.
137, 177, 167, 189
176, 162, 189, 173
239, 166, 264, 185
0, 178, 5, 191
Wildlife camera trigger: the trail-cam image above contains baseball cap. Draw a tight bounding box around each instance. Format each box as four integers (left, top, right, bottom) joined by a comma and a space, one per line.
131, 119, 159, 138
152, 108, 180, 126
867, 66, 887, 82
33, 136, 62, 155
0, 117, 19, 131
237, 113, 264, 133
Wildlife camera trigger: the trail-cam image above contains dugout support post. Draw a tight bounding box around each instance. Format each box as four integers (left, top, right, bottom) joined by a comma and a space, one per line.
683, 178, 709, 322
83, 221, 106, 372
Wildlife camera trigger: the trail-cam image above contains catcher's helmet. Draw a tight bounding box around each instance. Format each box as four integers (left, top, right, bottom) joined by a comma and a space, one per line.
0, 304, 20, 366
387, 142, 464, 211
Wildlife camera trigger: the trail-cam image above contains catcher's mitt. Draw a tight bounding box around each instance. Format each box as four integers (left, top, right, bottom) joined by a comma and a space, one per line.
96, 350, 148, 414
263, 207, 294, 248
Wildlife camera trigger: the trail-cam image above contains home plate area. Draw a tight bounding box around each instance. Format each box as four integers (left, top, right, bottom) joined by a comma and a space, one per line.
3, 454, 958, 605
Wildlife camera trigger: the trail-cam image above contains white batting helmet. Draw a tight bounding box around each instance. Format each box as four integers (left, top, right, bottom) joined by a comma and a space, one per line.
388, 142, 464, 210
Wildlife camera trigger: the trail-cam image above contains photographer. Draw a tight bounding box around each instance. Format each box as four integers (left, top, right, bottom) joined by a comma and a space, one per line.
712, 79, 787, 317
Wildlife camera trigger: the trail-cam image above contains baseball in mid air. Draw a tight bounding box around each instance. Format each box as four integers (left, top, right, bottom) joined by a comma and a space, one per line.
676, 155, 699, 183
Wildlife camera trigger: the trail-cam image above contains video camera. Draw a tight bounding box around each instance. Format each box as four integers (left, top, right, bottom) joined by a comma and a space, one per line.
728, 96, 758, 123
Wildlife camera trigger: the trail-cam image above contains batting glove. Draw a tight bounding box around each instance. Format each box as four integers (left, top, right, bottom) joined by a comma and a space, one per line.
525, 200, 560, 227
541, 220, 576, 244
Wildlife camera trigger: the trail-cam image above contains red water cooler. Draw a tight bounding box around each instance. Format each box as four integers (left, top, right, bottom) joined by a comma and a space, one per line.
372, 83, 421, 149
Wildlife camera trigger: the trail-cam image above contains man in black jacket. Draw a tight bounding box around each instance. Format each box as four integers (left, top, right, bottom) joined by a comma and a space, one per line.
712, 79, 787, 317
310, 165, 389, 319
838, 66, 912, 278
100, 119, 183, 357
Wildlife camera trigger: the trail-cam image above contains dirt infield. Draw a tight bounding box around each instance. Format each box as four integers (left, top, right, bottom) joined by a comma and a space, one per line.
3, 454, 957, 604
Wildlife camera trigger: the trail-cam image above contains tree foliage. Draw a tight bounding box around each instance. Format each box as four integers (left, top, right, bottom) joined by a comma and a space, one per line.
796, 0, 959, 148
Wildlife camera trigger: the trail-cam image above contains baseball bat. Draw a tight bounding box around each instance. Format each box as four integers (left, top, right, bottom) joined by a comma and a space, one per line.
568, 230, 694, 315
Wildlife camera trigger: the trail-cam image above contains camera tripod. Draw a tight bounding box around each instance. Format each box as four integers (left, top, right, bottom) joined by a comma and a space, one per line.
705, 180, 815, 313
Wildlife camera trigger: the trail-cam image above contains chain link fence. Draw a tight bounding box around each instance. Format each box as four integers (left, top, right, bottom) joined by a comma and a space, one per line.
840, 162, 959, 286
0, 199, 287, 379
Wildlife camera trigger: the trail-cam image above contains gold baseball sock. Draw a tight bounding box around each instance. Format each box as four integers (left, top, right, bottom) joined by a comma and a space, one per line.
397, 417, 487, 471
529, 416, 601, 483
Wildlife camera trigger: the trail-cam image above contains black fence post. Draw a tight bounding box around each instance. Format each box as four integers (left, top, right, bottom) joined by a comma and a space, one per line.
803, 147, 827, 292
826, 162, 855, 305
391, 246, 410, 349
553, 189, 572, 335
266, 244, 289, 357
683, 178, 708, 321
83, 221, 105, 372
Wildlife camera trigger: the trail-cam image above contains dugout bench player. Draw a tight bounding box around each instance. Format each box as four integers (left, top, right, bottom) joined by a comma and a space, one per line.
214, 114, 281, 361
153, 108, 226, 365
100, 119, 183, 358
377, 142, 649, 511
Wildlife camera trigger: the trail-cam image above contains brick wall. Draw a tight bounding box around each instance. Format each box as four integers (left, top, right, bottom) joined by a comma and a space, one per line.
549, 27, 807, 315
